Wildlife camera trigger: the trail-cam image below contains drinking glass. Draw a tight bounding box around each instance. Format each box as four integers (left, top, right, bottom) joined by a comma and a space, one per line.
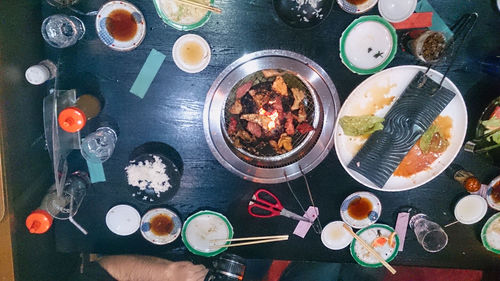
80, 127, 117, 163
409, 214, 448, 253
41, 14, 85, 48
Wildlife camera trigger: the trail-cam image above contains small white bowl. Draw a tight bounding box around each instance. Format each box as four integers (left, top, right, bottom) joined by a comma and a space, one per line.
378, 0, 417, 23
321, 221, 353, 250
106, 204, 141, 236
172, 34, 211, 74
340, 191, 382, 229
140, 208, 182, 245
454, 195, 488, 225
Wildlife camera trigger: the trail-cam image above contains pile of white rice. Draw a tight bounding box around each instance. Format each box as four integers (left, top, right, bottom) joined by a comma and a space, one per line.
125, 155, 171, 197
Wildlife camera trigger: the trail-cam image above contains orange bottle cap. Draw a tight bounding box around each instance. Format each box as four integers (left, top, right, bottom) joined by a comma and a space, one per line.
58, 107, 86, 133
25, 209, 53, 234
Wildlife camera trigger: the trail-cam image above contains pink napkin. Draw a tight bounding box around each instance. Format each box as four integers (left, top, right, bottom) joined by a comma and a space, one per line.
293, 206, 319, 238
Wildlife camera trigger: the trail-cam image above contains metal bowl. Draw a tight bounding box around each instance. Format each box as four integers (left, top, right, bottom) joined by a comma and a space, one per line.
203, 50, 340, 183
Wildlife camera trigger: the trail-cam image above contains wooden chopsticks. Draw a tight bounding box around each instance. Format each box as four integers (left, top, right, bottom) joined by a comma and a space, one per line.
343, 224, 397, 275
174, 0, 222, 14
210, 235, 288, 248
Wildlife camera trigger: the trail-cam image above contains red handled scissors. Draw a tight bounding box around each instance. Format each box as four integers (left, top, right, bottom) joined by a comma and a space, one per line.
248, 189, 312, 222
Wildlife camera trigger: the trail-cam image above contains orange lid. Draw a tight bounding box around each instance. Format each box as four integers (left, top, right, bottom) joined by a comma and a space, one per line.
25, 209, 53, 234
58, 107, 86, 133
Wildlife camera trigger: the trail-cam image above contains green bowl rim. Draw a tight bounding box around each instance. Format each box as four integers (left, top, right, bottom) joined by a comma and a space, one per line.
481, 212, 500, 254
339, 15, 397, 75
349, 223, 400, 268
181, 210, 234, 257
152, 0, 213, 31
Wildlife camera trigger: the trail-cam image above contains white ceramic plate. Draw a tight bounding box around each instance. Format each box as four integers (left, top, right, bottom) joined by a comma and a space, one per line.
106, 204, 141, 236
181, 210, 233, 257
486, 175, 500, 211
321, 221, 353, 250
337, 0, 378, 14
140, 208, 182, 245
340, 192, 381, 229
378, 0, 417, 23
96, 1, 146, 51
172, 34, 211, 73
334, 65, 467, 191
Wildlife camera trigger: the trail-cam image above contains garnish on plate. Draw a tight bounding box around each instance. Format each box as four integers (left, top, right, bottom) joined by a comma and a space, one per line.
339, 115, 385, 137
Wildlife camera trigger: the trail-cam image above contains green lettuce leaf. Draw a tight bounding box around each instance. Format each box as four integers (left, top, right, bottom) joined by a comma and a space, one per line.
339, 115, 384, 136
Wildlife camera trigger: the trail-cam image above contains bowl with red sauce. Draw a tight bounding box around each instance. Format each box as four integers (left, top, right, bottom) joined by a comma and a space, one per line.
140, 208, 182, 245
96, 1, 146, 51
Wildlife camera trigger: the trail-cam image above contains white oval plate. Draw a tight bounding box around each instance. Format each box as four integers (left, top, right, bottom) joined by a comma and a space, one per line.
106, 204, 141, 236
96, 1, 146, 51
340, 192, 381, 229
140, 208, 182, 245
334, 65, 467, 191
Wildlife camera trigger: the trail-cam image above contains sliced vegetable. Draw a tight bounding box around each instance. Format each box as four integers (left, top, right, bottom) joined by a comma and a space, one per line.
482, 116, 500, 131
388, 232, 397, 248
371, 236, 388, 248
339, 115, 384, 136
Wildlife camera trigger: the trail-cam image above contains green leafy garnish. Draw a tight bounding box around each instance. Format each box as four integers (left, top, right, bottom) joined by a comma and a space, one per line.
339, 115, 384, 136
482, 117, 500, 131
420, 125, 439, 153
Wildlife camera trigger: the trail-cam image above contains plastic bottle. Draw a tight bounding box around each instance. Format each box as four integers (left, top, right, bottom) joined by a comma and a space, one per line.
80, 127, 117, 163
25, 171, 90, 234
58, 94, 102, 133
25, 60, 57, 85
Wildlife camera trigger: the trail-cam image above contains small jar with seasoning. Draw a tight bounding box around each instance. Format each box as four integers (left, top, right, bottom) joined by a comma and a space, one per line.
58, 94, 102, 133
446, 164, 482, 193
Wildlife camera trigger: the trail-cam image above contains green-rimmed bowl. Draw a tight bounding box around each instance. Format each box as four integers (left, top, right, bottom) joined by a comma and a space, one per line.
350, 224, 399, 268
481, 212, 500, 254
153, 0, 214, 31
181, 210, 233, 257
340, 16, 397, 75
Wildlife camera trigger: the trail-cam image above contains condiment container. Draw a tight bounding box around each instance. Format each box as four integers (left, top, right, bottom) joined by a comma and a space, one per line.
26, 171, 90, 234
25, 60, 57, 85
446, 164, 481, 192
58, 94, 102, 132
408, 30, 446, 63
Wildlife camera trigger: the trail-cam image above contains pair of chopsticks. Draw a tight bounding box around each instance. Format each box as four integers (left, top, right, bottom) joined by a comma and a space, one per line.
174, 0, 222, 14
210, 235, 288, 249
343, 224, 397, 275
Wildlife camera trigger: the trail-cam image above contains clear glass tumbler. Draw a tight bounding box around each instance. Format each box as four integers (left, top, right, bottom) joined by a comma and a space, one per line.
41, 14, 85, 48
80, 127, 117, 163
409, 213, 448, 253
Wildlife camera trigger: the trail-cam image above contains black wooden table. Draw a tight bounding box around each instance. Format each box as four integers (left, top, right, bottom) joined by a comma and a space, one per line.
49, 0, 500, 270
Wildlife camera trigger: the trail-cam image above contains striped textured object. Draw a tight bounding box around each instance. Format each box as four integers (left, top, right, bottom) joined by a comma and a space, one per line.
347, 71, 456, 188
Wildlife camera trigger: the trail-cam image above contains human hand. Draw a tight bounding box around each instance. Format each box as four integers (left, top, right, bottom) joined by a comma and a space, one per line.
165, 261, 208, 281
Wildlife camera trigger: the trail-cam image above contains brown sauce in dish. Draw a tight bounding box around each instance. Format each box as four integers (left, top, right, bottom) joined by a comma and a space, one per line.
394, 116, 453, 177
348, 197, 373, 220
346, 0, 369, 5
150, 214, 173, 236
492, 182, 500, 203
106, 9, 137, 41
